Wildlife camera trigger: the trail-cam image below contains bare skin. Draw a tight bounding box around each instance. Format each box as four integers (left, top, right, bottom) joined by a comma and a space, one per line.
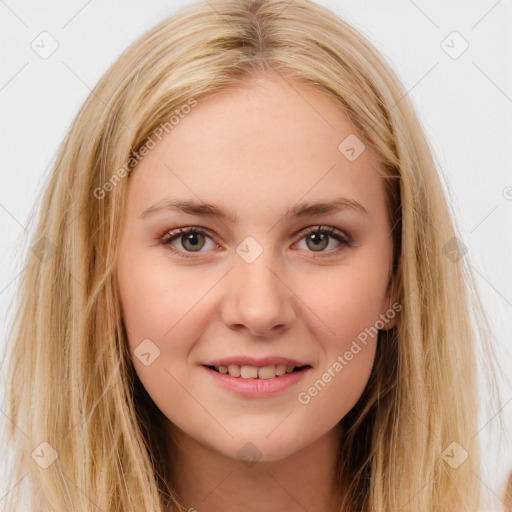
116, 72, 396, 512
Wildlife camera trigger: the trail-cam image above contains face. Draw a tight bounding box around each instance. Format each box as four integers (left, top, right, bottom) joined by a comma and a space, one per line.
116, 74, 396, 463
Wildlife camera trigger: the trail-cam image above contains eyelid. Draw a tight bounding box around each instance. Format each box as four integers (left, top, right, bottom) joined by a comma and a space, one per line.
159, 226, 216, 246
299, 225, 353, 245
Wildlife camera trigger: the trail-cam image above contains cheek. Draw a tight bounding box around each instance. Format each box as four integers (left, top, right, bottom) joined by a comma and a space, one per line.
117, 257, 213, 428
116, 251, 226, 407
301, 261, 387, 347
293, 260, 385, 413
117, 253, 211, 349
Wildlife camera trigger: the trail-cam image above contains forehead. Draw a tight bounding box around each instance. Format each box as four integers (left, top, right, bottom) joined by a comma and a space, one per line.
126, 75, 387, 223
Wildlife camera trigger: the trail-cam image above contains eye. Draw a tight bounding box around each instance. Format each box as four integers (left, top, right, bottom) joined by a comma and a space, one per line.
296, 226, 352, 254
160, 227, 216, 258
159, 225, 352, 259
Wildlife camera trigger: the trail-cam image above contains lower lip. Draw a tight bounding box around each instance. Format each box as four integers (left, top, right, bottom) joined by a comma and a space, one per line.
202, 365, 311, 398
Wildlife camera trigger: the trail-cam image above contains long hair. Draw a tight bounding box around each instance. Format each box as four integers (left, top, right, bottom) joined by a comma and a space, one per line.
1, 0, 503, 510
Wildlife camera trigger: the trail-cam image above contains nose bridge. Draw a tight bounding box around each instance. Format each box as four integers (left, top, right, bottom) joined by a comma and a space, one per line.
222, 237, 295, 336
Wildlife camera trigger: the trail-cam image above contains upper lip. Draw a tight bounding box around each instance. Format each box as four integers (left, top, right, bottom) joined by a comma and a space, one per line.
202, 356, 311, 368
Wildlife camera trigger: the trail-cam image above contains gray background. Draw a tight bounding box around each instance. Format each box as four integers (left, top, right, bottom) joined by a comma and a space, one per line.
1, 1, 511, 510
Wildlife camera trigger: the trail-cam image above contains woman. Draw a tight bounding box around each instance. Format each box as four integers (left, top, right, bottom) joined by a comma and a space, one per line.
2, 0, 504, 510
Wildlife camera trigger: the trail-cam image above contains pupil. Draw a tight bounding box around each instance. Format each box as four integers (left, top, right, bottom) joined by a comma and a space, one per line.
184, 233, 203, 251
309, 233, 327, 250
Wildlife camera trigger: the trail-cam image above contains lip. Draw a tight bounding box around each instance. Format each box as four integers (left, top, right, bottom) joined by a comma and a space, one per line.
202, 356, 310, 367
202, 365, 312, 398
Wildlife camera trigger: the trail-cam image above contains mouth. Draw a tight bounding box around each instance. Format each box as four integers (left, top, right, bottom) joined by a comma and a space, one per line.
202, 362, 313, 398
203, 363, 312, 380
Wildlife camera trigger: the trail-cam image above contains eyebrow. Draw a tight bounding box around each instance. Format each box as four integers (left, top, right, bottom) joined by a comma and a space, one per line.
138, 197, 368, 222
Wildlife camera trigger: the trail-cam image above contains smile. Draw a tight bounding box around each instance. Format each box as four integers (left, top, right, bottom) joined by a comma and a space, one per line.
207, 363, 308, 379
202, 364, 312, 398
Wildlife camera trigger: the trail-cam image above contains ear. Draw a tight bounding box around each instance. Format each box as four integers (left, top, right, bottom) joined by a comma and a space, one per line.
379, 286, 399, 331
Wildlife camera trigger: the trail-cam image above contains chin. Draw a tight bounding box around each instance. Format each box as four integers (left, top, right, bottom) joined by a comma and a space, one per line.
221, 432, 306, 464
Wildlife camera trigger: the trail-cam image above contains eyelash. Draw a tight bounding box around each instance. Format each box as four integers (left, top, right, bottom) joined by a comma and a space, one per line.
159, 225, 352, 260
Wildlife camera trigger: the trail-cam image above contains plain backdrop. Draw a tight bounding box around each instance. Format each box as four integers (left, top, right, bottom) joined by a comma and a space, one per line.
1, 0, 511, 510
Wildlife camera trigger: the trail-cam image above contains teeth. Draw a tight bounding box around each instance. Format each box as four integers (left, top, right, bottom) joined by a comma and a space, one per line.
240, 366, 258, 378
275, 364, 286, 376
227, 364, 241, 377
215, 364, 301, 378
257, 365, 276, 379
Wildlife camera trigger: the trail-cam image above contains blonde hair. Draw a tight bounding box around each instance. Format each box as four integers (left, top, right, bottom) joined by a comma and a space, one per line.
1, 0, 504, 510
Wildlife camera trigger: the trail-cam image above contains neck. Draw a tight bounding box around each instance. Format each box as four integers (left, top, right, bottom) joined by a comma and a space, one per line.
164, 422, 344, 512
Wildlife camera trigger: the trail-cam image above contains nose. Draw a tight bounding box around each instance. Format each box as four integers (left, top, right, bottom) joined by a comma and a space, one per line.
220, 251, 296, 337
